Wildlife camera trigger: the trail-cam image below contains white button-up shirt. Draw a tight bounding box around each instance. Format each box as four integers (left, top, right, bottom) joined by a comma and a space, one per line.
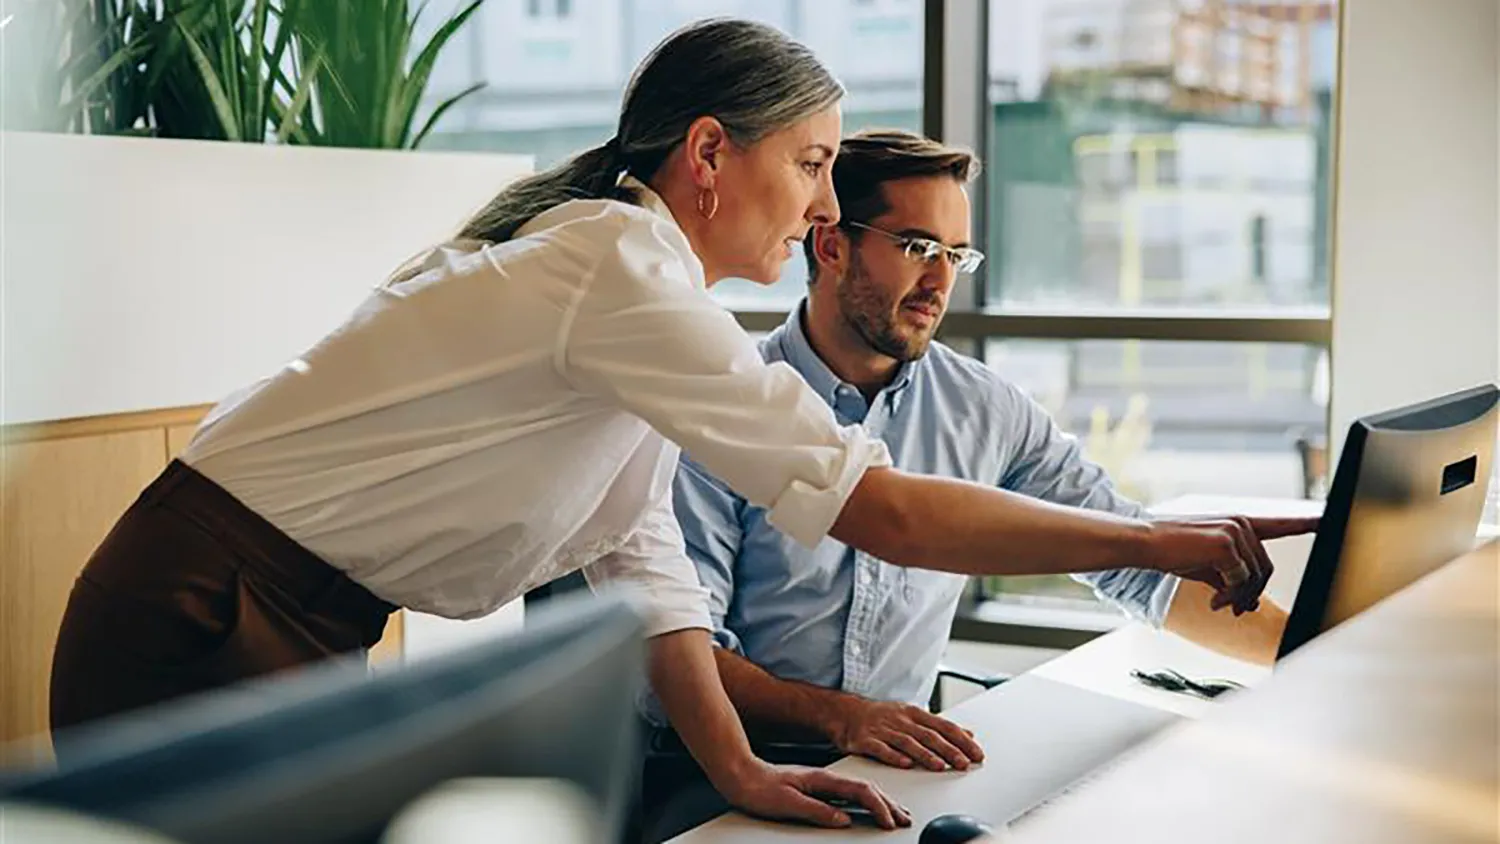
180, 178, 891, 637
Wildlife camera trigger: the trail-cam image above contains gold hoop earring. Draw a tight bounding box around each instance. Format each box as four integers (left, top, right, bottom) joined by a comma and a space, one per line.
697, 187, 719, 221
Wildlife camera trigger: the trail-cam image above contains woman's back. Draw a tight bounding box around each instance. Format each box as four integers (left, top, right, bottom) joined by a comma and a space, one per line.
181, 195, 708, 618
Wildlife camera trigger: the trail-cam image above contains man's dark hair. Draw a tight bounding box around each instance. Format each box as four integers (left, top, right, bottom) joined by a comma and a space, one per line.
803, 129, 979, 284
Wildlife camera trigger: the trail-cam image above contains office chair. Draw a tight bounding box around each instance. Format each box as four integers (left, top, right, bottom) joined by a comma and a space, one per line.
930, 664, 1009, 712
1295, 430, 1329, 499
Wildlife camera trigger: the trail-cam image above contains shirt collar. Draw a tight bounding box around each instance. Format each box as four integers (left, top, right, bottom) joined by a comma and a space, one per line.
776, 302, 918, 404
616, 172, 713, 290
619, 173, 679, 227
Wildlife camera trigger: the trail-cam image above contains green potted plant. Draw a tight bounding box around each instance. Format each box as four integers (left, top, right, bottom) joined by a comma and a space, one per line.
151, 0, 316, 141
2, 0, 486, 149
278, 0, 486, 149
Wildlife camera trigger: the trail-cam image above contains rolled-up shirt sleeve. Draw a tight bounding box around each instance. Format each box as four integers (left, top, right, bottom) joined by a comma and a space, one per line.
998, 383, 1178, 627
580, 488, 712, 639
560, 211, 891, 548
1073, 567, 1179, 627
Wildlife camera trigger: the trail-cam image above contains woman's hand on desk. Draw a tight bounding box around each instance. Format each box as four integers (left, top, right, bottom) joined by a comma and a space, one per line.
1147, 516, 1320, 615
826, 699, 984, 772
715, 760, 912, 830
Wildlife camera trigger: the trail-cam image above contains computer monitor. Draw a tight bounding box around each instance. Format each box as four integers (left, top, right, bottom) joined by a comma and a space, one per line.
0, 591, 645, 844
1277, 383, 1499, 659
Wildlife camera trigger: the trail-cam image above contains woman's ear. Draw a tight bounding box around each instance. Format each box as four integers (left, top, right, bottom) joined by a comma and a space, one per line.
683, 116, 729, 187
812, 225, 848, 278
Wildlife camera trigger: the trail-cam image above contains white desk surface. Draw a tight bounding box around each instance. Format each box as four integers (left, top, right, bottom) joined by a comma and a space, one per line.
667, 496, 1321, 842
1006, 540, 1499, 844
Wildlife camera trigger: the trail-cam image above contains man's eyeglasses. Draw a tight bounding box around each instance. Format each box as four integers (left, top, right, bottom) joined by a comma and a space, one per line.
842, 221, 985, 275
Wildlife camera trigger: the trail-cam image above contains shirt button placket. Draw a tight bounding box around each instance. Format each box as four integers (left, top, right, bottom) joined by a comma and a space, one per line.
844, 554, 879, 696
865, 398, 889, 439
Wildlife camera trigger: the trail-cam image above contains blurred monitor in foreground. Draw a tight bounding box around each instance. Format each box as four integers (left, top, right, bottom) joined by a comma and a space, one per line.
1, 592, 644, 844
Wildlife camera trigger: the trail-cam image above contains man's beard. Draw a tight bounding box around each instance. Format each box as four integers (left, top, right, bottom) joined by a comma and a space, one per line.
835, 250, 939, 362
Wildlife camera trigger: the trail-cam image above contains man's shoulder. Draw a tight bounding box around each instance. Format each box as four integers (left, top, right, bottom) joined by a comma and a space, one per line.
674, 449, 746, 506
756, 324, 788, 363
922, 340, 1022, 405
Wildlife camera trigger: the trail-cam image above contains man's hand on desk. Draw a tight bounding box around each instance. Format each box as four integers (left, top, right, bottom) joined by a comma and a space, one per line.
712, 647, 984, 776
714, 759, 912, 830
1147, 515, 1319, 614
824, 698, 985, 772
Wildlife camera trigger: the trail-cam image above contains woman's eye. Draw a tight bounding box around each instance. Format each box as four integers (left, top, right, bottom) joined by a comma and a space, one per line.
802, 161, 824, 175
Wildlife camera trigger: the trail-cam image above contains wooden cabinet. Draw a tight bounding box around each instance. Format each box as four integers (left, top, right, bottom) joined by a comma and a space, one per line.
166, 423, 199, 460
1, 429, 167, 754
1, 406, 403, 752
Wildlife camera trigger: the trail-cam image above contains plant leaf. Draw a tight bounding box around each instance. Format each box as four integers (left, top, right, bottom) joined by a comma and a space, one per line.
393, 0, 482, 148
271, 92, 314, 143
246, 0, 270, 138
174, 15, 241, 140
262, 0, 294, 107
266, 33, 325, 145
377, 0, 409, 145
212, 0, 238, 127
275, 49, 321, 143
57, 37, 145, 126
410, 80, 482, 148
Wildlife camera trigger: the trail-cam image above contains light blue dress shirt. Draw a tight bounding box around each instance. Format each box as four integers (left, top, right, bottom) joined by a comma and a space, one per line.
672, 305, 1179, 709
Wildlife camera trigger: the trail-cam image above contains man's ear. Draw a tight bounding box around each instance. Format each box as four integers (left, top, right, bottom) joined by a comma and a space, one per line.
683, 116, 729, 188
812, 225, 849, 278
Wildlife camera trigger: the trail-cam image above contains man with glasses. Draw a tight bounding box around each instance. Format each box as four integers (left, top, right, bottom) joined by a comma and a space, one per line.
640, 130, 1288, 837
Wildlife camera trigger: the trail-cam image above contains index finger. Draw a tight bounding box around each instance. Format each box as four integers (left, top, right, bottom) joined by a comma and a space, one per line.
1228, 520, 1272, 615
1217, 528, 1258, 615
915, 711, 985, 763
804, 771, 901, 830
1247, 516, 1320, 540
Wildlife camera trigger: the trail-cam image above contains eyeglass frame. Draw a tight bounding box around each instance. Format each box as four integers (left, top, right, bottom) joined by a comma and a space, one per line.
840, 220, 986, 275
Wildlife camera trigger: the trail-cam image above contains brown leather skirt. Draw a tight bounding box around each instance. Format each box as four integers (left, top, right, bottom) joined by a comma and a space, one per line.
49, 460, 397, 736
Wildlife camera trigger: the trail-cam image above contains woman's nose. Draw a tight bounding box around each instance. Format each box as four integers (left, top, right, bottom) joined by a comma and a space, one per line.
809, 175, 840, 226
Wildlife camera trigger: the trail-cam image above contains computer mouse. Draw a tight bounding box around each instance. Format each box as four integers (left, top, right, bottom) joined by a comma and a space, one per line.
821, 797, 884, 828
919, 813, 996, 843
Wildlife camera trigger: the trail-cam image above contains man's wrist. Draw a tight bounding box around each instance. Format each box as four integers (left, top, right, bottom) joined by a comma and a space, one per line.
713, 648, 865, 747
704, 747, 770, 798
807, 686, 864, 746
1121, 517, 1162, 570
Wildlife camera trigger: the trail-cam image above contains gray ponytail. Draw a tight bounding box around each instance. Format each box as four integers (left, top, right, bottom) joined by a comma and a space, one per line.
458, 18, 844, 244
457, 138, 628, 243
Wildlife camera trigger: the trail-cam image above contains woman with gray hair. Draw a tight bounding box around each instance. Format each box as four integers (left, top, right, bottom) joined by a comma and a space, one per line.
52, 17, 1292, 832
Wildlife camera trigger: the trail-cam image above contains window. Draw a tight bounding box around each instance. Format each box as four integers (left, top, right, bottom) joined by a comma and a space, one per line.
526, 0, 571, 19
988, 339, 1328, 504
972, 0, 1339, 624
990, 127, 1326, 311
